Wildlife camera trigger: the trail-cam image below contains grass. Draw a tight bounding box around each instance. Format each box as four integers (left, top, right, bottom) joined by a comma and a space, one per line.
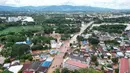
0, 25, 43, 35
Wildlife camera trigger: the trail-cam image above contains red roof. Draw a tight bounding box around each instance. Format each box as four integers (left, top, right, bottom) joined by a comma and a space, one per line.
66, 60, 88, 68
120, 58, 129, 73
127, 47, 130, 51
32, 50, 42, 54
23, 71, 33, 73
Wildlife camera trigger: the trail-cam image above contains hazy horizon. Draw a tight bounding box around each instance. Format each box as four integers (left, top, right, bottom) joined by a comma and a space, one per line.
0, 0, 130, 9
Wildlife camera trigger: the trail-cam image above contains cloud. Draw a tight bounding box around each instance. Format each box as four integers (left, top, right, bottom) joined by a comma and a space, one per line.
0, 0, 130, 9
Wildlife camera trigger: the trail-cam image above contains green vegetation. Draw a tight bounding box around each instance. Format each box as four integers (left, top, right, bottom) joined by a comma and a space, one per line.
53, 68, 60, 73
1, 70, 13, 73
53, 68, 103, 73
91, 55, 97, 62
92, 25, 126, 33
104, 40, 120, 45
31, 45, 50, 51
88, 38, 99, 45
0, 25, 43, 35
95, 17, 130, 24
115, 69, 119, 73
111, 58, 118, 64
61, 34, 71, 40
77, 35, 86, 42
32, 36, 56, 45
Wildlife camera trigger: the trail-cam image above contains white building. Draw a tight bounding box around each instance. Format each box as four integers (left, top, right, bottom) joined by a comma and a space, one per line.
9, 65, 23, 73
117, 52, 124, 57
8, 17, 20, 22
125, 24, 130, 31
125, 51, 130, 57
50, 40, 57, 49
22, 17, 34, 22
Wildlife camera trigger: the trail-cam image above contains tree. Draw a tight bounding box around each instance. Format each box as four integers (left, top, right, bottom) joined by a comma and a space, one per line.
20, 54, 33, 61
95, 61, 99, 66
1, 70, 13, 73
108, 56, 111, 59
107, 64, 112, 68
70, 43, 72, 47
78, 68, 102, 73
53, 68, 60, 73
101, 55, 104, 59
31, 44, 43, 51
53, 68, 102, 73
11, 44, 30, 57
4, 58, 11, 63
61, 34, 70, 41
101, 66, 104, 71
77, 35, 85, 42
88, 38, 99, 45
115, 69, 119, 73
1, 47, 12, 57
91, 55, 97, 62
61, 68, 70, 73
112, 58, 118, 64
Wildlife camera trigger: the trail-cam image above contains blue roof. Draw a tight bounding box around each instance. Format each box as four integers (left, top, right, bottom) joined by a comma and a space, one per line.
26, 40, 31, 44
50, 50, 57, 54
82, 40, 87, 45
41, 61, 51, 67
15, 42, 26, 44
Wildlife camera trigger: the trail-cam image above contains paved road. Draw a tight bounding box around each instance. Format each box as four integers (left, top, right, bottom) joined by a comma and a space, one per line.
47, 41, 70, 73
47, 21, 94, 73
70, 21, 94, 43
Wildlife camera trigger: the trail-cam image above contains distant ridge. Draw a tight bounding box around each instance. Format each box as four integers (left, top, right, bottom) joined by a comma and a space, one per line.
0, 5, 116, 12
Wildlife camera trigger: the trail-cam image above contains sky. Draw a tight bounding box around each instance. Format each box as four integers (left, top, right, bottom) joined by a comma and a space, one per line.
0, 0, 130, 9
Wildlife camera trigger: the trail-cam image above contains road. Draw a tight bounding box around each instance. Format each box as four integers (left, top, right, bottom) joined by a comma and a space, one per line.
47, 21, 94, 73
47, 41, 70, 73
70, 21, 94, 43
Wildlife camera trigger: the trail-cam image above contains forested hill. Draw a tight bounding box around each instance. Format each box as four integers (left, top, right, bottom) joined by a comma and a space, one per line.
0, 5, 115, 12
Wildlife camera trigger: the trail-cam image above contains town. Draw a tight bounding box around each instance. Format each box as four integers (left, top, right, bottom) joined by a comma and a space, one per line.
0, 11, 130, 73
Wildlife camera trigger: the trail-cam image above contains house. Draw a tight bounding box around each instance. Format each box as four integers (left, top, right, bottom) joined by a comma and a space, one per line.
119, 58, 129, 73
69, 53, 87, 63
16, 37, 31, 45
32, 51, 49, 61
125, 51, 130, 58
50, 49, 57, 55
3, 63, 10, 68
9, 65, 23, 73
63, 59, 88, 70
99, 42, 107, 51
7, 17, 20, 22
0, 56, 5, 64
116, 52, 124, 57
50, 40, 57, 49
125, 24, 130, 31
41, 57, 53, 67
23, 58, 53, 73
23, 61, 47, 73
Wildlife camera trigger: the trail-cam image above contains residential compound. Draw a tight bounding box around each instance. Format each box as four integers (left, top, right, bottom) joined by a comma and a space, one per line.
1, 13, 130, 73
7, 16, 34, 22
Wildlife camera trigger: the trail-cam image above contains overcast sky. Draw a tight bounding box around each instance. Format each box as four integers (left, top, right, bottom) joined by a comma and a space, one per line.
0, 0, 130, 9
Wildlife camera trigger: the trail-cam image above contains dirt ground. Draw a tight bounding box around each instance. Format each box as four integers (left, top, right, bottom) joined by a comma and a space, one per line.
47, 41, 70, 73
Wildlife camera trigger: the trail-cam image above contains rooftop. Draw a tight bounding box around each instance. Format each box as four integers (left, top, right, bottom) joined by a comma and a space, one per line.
66, 60, 88, 68
9, 65, 23, 73
69, 53, 86, 62
119, 58, 129, 73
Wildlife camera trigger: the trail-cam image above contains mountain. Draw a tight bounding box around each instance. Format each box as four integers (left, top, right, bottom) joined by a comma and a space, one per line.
0, 5, 115, 12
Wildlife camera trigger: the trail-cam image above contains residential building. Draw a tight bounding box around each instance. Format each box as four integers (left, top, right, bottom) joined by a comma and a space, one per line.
119, 58, 129, 73
63, 59, 88, 70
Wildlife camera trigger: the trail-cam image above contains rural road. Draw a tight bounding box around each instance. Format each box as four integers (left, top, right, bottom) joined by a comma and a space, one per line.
47, 41, 70, 73
47, 21, 94, 73
70, 21, 94, 43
